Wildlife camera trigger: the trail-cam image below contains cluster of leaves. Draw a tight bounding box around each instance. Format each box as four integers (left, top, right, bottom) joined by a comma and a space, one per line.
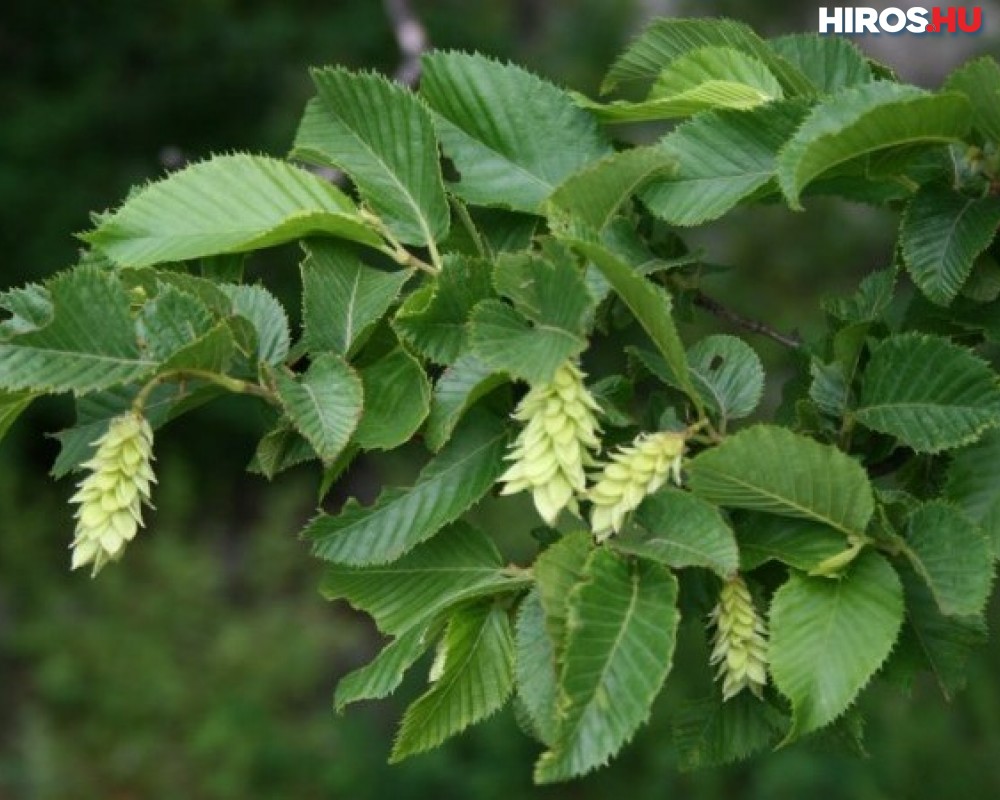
2, 16, 1000, 783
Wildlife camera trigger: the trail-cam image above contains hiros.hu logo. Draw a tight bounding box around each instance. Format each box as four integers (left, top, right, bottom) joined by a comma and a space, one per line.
818, 6, 983, 33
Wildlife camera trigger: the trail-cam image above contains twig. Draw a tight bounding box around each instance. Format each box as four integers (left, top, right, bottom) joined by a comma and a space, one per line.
383, 0, 430, 87
691, 289, 803, 350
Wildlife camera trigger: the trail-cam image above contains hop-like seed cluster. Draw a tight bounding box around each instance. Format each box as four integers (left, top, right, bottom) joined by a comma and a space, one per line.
498, 361, 601, 525
587, 431, 685, 542
709, 576, 769, 701
69, 412, 156, 576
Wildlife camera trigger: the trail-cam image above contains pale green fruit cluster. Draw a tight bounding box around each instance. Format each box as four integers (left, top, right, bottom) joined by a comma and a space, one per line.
498, 361, 601, 525
588, 431, 685, 542
709, 576, 769, 701
69, 412, 156, 576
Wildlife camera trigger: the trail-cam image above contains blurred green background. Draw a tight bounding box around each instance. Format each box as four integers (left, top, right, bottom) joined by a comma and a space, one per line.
2, 2, 999, 798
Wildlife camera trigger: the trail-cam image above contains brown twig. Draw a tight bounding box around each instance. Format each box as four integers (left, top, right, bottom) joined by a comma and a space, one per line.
691, 289, 804, 350
383, 0, 430, 87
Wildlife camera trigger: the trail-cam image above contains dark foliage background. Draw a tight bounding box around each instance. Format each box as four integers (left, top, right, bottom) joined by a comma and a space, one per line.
1, 2, 999, 798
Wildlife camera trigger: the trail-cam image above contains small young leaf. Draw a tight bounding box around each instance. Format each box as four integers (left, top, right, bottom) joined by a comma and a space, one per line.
272, 354, 362, 465
248, 421, 319, 479
301, 241, 411, 357
687, 425, 874, 537
137, 286, 215, 360
686, 334, 764, 422
354, 348, 430, 451
946, 429, 1000, 555
534, 551, 679, 783
421, 52, 610, 213
902, 501, 993, 617
321, 522, 528, 636
0, 267, 154, 395
335, 622, 441, 712
769, 552, 904, 742
469, 300, 586, 385
85, 155, 381, 267
612, 488, 739, 578
221, 284, 291, 367
391, 603, 515, 761
425, 355, 506, 452
293, 69, 450, 246
855, 333, 1000, 453
901, 186, 1000, 305
393, 254, 494, 364
305, 410, 509, 565
777, 83, 971, 208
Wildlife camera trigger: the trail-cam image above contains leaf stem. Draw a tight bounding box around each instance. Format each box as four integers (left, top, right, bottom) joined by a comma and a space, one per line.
451, 197, 488, 258
132, 369, 277, 414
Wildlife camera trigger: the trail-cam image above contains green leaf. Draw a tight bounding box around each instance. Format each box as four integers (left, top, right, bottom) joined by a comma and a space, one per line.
898, 562, 987, 699
515, 589, 560, 746
672, 693, 785, 771
248, 421, 319, 479
393, 254, 494, 364
855, 333, 1000, 453
612, 488, 739, 578
546, 147, 677, 232
159, 321, 236, 374
391, 603, 515, 761
687, 335, 764, 423
777, 83, 971, 209
768, 34, 872, 94
425, 355, 506, 452
534, 551, 679, 782
354, 348, 430, 451
271, 354, 362, 465
769, 552, 904, 742
321, 522, 528, 636
902, 502, 993, 617
569, 240, 699, 410
420, 51, 610, 213
901, 186, 1000, 305
293, 69, 449, 246
822, 268, 896, 323
687, 425, 874, 537
0, 283, 52, 339
493, 251, 594, 335
0, 267, 154, 394
641, 101, 808, 226
0, 390, 36, 444
736, 513, 847, 572
601, 17, 813, 96
946, 429, 1000, 555
944, 56, 1000, 142
137, 285, 214, 359
534, 531, 593, 658
469, 300, 585, 385
221, 284, 291, 367
301, 241, 411, 357
653, 46, 782, 100
335, 622, 441, 712
305, 410, 509, 565
85, 155, 381, 267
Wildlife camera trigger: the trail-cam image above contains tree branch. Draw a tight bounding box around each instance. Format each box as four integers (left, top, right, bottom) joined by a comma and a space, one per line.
691, 289, 804, 350
383, 0, 430, 87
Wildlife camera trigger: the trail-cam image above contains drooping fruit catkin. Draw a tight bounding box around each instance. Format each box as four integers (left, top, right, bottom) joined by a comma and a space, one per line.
69, 412, 156, 576
498, 361, 601, 525
708, 576, 768, 701
587, 430, 684, 542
